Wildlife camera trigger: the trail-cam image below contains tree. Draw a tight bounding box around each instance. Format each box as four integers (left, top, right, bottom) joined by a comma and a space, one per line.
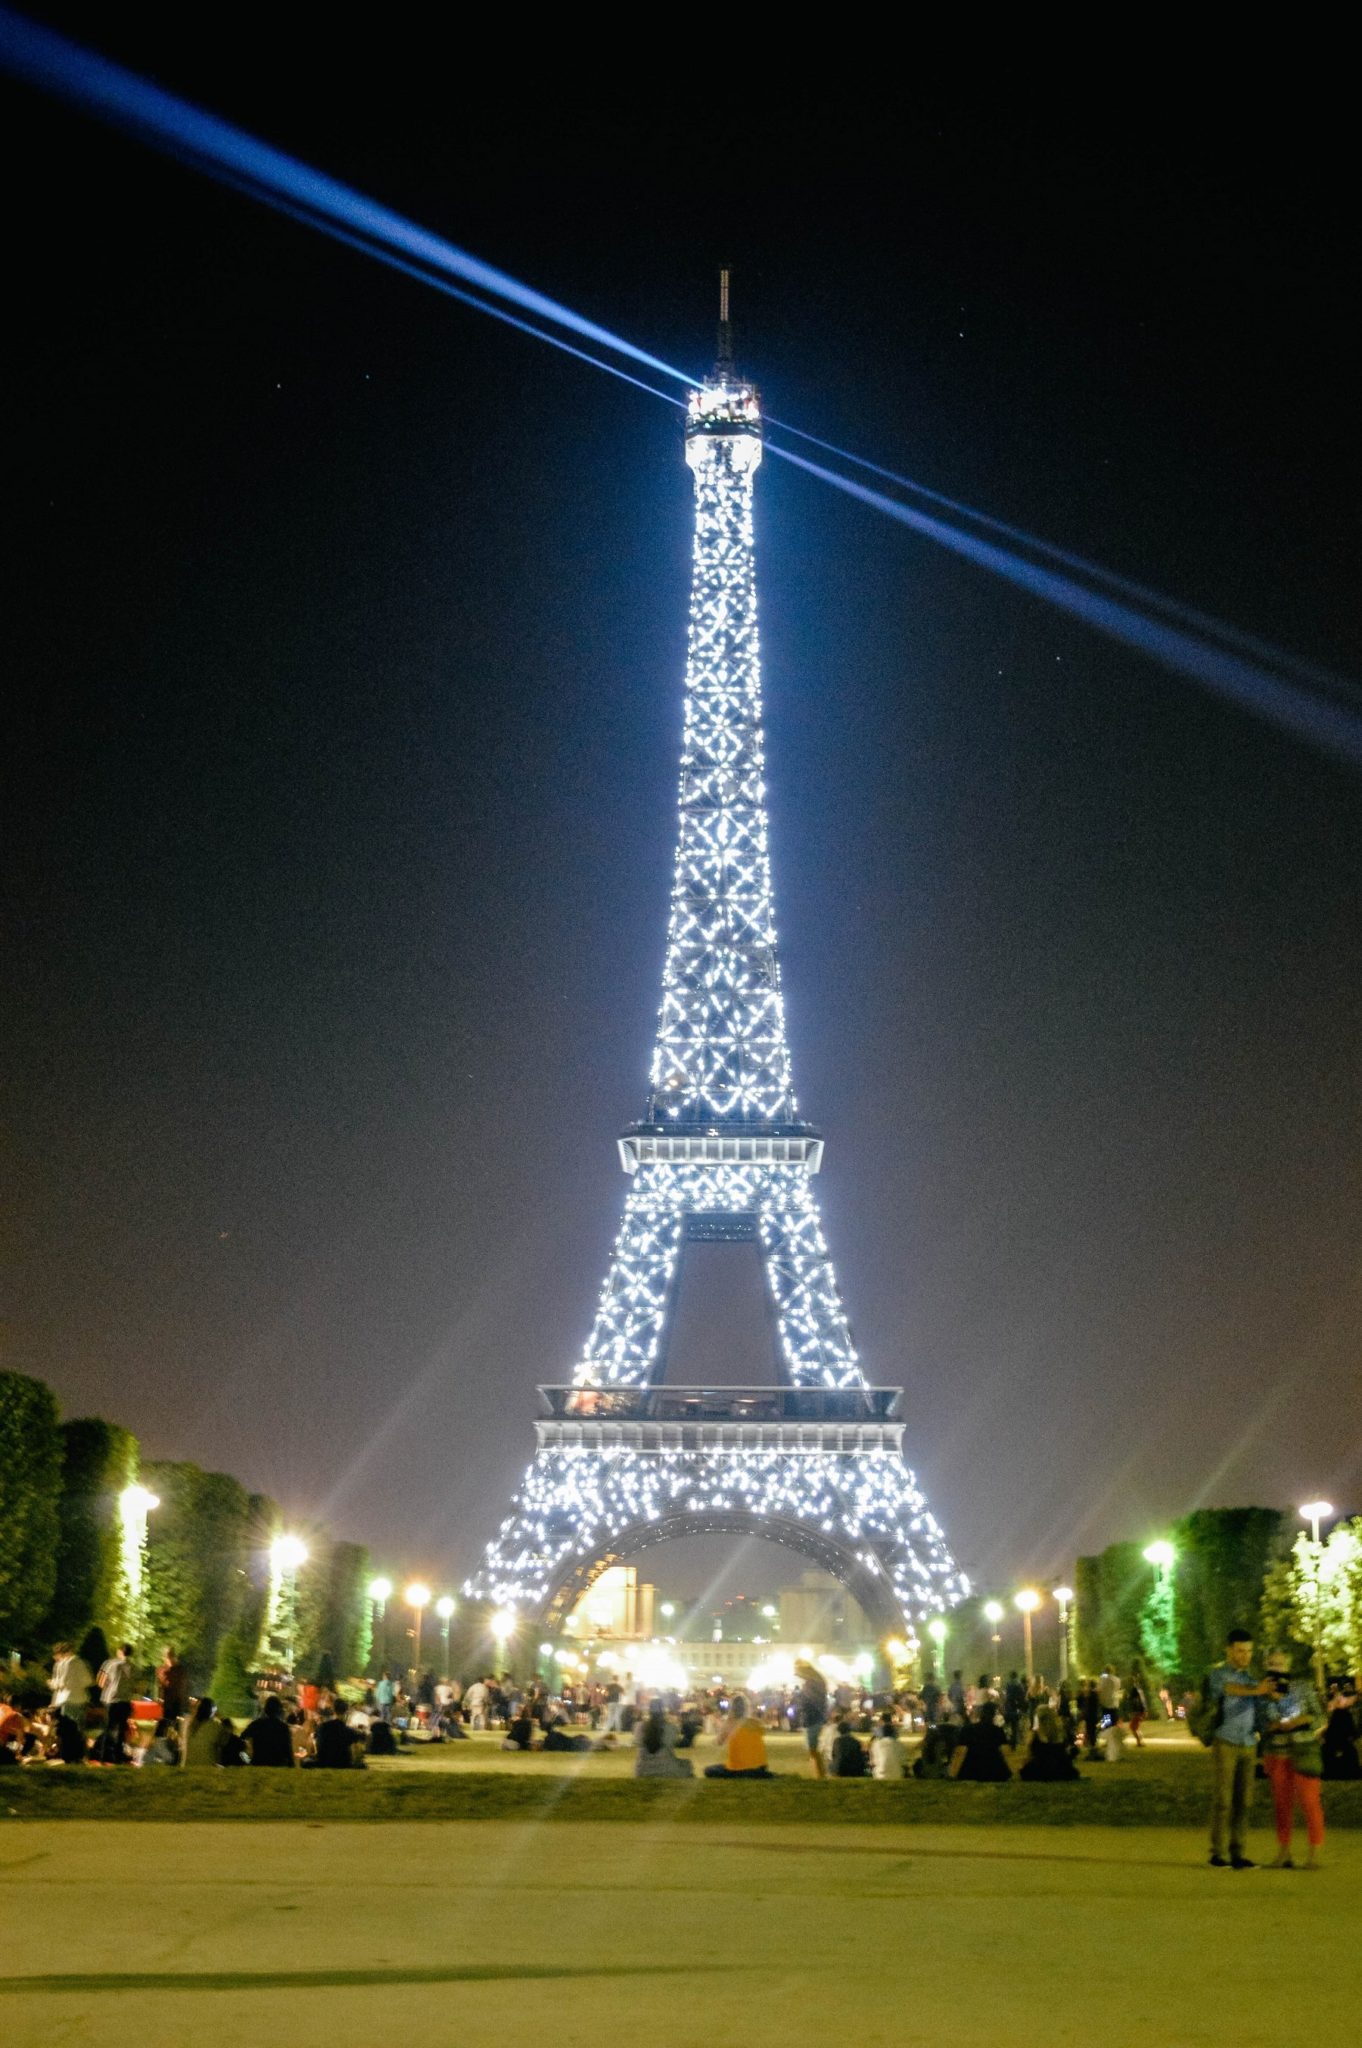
143, 1462, 263, 1689
0, 1371, 63, 1654
47, 1418, 139, 1647
1170, 1508, 1289, 1678
209, 1633, 259, 1721
1260, 1522, 1362, 1680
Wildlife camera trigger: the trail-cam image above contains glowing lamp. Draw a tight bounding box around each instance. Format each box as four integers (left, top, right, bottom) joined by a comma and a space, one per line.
1013, 1588, 1040, 1614
120, 1484, 160, 1517
490, 1606, 515, 1642
1142, 1542, 1175, 1569
404, 1582, 431, 1609
368, 1576, 393, 1603
272, 1534, 308, 1572
1053, 1585, 1074, 1606
983, 1600, 1004, 1625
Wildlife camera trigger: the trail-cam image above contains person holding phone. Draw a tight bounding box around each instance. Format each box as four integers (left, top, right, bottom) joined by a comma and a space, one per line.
1261, 1649, 1326, 1869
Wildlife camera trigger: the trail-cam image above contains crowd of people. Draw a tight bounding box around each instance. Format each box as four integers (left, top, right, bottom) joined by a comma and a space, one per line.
4, 1629, 1360, 1863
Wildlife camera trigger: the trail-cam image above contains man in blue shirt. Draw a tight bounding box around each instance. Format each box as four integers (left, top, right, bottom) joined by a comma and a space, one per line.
1207, 1627, 1272, 1867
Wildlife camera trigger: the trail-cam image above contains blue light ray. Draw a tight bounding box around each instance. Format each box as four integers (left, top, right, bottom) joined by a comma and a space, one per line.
0, 4, 696, 391
4, 3, 1358, 766
766, 443, 1362, 768
768, 416, 1360, 710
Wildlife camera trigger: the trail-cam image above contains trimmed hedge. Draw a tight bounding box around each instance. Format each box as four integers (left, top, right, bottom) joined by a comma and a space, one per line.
48, 1418, 139, 1649
0, 1371, 63, 1654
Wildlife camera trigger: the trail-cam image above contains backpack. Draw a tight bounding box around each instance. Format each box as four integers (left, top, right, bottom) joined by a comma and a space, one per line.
1187, 1675, 1222, 1748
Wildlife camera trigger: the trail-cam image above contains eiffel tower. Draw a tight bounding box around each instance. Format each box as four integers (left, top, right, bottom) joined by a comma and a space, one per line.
467, 280, 966, 1644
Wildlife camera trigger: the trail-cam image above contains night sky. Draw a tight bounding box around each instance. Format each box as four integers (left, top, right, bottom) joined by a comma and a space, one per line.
5, 27, 1360, 1600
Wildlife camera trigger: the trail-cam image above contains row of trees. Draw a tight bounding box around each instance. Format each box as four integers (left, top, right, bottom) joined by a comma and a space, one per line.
1076, 1507, 1362, 1687
0, 1369, 372, 1691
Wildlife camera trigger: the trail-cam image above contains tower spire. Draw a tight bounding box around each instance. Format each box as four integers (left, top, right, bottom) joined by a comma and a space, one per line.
716, 265, 735, 377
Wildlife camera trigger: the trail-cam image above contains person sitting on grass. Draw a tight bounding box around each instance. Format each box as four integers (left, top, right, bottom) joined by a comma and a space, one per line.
367, 1716, 401, 1757
243, 1694, 295, 1767
217, 1716, 246, 1766
949, 1700, 1012, 1781
300, 1702, 365, 1769
829, 1718, 869, 1778
502, 1707, 535, 1752
1019, 1707, 1081, 1781
634, 1701, 694, 1779
869, 1712, 906, 1780
703, 1693, 773, 1780
182, 1696, 227, 1768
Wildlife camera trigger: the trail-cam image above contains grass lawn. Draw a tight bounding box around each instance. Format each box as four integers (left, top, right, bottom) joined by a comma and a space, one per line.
4, 1724, 1361, 1828
1, 1815, 1357, 2047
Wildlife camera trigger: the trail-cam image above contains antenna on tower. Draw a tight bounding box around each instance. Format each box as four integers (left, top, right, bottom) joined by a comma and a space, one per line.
716, 266, 735, 377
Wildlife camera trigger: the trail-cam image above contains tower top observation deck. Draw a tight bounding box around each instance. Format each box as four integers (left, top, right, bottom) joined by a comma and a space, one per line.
686, 268, 762, 471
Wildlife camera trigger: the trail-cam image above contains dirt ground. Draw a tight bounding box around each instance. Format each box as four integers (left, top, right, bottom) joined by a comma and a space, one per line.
1, 1817, 1355, 2047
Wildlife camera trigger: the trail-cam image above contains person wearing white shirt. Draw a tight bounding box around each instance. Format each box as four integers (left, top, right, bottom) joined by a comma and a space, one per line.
97, 1644, 138, 1762
870, 1713, 906, 1780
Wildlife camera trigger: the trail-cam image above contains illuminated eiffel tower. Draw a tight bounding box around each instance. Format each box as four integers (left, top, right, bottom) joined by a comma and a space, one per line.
467, 281, 966, 1642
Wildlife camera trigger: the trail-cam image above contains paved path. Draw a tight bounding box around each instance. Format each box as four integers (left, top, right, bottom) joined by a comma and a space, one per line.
1, 1820, 1355, 2045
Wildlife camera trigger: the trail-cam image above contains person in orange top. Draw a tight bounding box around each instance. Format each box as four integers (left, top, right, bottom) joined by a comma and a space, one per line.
703, 1693, 772, 1779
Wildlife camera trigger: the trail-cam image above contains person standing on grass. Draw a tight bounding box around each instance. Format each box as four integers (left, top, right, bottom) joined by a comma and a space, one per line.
157, 1646, 189, 1732
1206, 1627, 1273, 1869
1261, 1650, 1325, 1869
947, 1669, 966, 1717
920, 1670, 942, 1727
1079, 1679, 1100, 1755
1125, 1661, 1150, 1747
1003, 1671, 1026, 1749
795, 1660, 828, 1778
374, 1669, 396, 1722
97, 1643, 137, 1762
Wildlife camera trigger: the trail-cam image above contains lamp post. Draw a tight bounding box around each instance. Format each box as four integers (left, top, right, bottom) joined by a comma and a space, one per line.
367, 1575, 392, 1670
1298, 1502, 1334, 1692
118, 1483, 159, 1654
927, 1615, 947, 1676
1053, 1586, 1074, 1683
404, 1582, 430, 1679
271, 1534, 308, 1678
1014, 1589, 1040, 1682
983, 1600, 1004, 1671
436, 1595, 456, 1675
491, 1607, 516, 1671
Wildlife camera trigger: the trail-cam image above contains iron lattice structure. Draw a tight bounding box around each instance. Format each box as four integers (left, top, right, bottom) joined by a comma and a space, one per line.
467, 328, 966, 1636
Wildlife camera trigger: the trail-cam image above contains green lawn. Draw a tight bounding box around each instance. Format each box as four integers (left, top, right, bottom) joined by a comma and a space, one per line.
1, 1816, 1357, 2047
5, 1725, 1361, 1828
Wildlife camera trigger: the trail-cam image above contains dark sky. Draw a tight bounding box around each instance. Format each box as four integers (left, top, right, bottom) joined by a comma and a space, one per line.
4, 26, 1360, 1600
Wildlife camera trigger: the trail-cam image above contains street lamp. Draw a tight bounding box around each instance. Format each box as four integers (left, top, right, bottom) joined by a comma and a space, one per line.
404, 1582, 431, 1677
927, 1616, 947, 1671
490, 1607, 516, 1666
436, 1595, 456, 1674
1298, 1503, 1335, 1691
1053, 1586, 1074, 1683
660, 1602, 676, 1620
1142, 1540, 1175, 1573
983, 1600, 1004, 1664
1014, 1589, 1040, 1681
117, 1484, 159, 1652
270, 1535, 308, 1678
368, 1575, 393, 1619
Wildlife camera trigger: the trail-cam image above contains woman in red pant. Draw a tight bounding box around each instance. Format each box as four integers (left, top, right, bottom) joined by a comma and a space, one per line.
1262, 1650, 1326, 1869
